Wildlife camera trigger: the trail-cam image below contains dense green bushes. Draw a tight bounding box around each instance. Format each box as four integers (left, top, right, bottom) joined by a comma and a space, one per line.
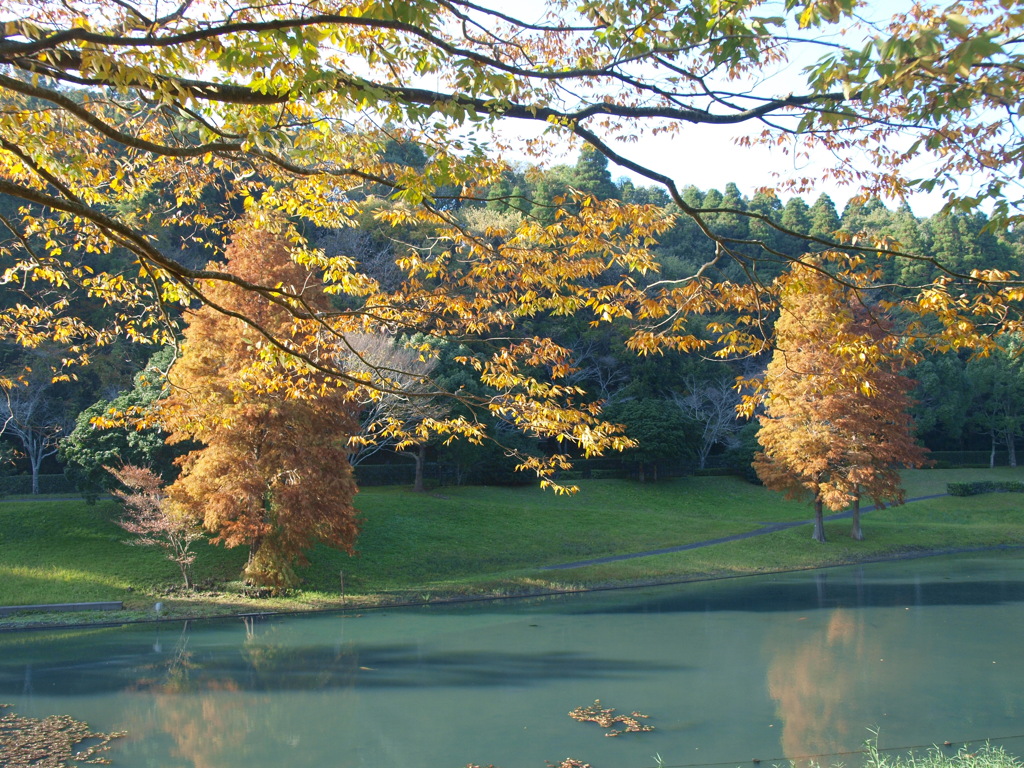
0, 474, 78, 496
929, 451, 1012, 468
948, 480, 1024, 496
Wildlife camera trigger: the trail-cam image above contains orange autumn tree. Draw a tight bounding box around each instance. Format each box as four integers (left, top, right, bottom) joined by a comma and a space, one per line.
753, 258, 928, 543
163, 219, 360, 592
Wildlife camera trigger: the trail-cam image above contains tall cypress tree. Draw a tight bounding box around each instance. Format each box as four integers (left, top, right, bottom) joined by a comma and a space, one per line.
163, 218, 361, 593
755, 259, 927, 542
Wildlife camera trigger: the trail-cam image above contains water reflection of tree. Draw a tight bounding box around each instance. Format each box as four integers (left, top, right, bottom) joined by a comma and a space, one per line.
766, 609, 874, 767
122, 618, 362, 768
120, 623, 256, 768
161, 624, 198, 694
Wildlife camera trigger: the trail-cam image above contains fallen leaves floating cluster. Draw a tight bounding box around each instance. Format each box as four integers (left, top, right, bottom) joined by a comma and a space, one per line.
466, 698, 654, 767
0, 704, 124, 768
568, 699, 655, 737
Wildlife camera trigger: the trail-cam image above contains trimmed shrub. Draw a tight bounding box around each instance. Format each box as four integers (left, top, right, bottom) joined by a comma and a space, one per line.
947, 480, 1024, 496
0, 473, 78, 496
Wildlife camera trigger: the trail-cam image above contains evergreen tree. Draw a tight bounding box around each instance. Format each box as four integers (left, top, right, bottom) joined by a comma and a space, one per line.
966, 341, 1024, 466
909, 352, 972, 450
925, 213, 971, 274
528, 166, 573, 225
621, 181, 670, 206
571, 145, 619, 200
840, 198, 890, 232
60, 347, 179, 500
712, 183, 750, 241
485, 174, 514, 212
888, 203, 929, 285
779, 197, 813, 260
746, 191, 787, 281
963, 212, 1016, 273
781, 197, 812, 235
605, 398, 697, 482
657, 186, 714, 274
809, 194, 841, 240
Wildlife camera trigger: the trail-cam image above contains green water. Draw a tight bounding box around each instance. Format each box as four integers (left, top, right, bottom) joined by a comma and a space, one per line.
3, 553, 1024, 768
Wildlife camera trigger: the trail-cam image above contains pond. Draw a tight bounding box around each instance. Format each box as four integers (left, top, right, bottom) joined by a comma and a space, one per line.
2, 553, 1024, 768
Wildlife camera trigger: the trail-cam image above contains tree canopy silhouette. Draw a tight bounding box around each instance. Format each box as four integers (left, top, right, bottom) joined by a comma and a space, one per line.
1, 0, 1023, 484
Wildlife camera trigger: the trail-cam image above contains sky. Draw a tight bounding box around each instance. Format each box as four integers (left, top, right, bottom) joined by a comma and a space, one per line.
488, 0, 957, 218
606, 123, 952, 217
496, 113, 953, 217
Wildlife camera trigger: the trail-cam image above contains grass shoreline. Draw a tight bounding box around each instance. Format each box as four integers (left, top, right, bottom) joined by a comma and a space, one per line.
3, 541, 1023, 633
2, 466, 1023, 631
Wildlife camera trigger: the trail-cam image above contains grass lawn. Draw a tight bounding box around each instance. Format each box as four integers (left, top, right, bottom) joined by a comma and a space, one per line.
1, 466, 1023, 627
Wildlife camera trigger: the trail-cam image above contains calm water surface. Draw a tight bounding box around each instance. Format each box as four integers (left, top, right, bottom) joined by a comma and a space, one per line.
2, 554, 1024, 768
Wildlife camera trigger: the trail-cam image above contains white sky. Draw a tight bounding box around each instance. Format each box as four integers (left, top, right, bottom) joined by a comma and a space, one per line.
486, 0, 957, 217
490, 105, 953, 218
607, 124, 952, 217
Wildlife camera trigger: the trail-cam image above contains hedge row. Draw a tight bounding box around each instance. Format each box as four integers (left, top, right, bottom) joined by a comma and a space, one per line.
930, 450, 1011, 468
0, 473, 79, 496
947, 480, 1024, 497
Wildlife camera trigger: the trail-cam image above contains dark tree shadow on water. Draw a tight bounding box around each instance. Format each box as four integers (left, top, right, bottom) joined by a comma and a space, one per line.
573, 573, 1024, 616
0, 644, 683, 697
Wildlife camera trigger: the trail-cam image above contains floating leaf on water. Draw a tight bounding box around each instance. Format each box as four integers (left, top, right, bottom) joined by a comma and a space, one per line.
568, 699, 654, 737
0, 704, 124, 768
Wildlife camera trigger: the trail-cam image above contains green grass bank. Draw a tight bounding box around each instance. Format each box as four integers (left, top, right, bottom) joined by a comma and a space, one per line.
1, 466, 1023, 628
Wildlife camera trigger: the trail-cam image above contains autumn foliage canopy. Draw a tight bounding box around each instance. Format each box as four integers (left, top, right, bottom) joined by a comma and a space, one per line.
0, 0, 1023, 491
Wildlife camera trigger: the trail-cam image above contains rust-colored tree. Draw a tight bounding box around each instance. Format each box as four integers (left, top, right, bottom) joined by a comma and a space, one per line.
754, 259, 927, 542
835, 346, 931, 541
163, 220, 361, 593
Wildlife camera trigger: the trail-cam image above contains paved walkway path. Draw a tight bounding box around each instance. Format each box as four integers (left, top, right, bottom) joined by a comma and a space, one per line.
542, 493, 949, 571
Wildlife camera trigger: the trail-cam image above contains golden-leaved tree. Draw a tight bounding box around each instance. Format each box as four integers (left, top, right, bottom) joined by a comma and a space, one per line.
0, 0, 1023, 482
754, 258, 929, 542
162, 220, 360, 591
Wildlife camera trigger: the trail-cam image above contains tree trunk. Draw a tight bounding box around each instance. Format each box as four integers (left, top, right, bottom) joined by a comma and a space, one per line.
29, 453, 41, 495
991, 428, 997, 468
179, 561, 193, 591
850, 488, 864, 541
1007, 431, 1018, 467
247, 536, 262, 570
412, 444, 427, 493
698, 445, 709, 470
247, 542, 258, 566
812, 496, 826, 543
638, 462, 646, 483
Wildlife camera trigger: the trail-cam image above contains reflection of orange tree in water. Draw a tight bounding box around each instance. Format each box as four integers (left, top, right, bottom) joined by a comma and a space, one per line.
157, 680, 253, 768
124, 618, 362, 768
239, 618, 362, 689
156, 623, 198, 694
767, 609, 873, 766
120, 623, 255, 768
240, 616, 287, 674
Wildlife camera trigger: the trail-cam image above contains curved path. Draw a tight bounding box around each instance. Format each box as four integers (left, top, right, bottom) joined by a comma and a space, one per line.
542, 493, 949, 571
